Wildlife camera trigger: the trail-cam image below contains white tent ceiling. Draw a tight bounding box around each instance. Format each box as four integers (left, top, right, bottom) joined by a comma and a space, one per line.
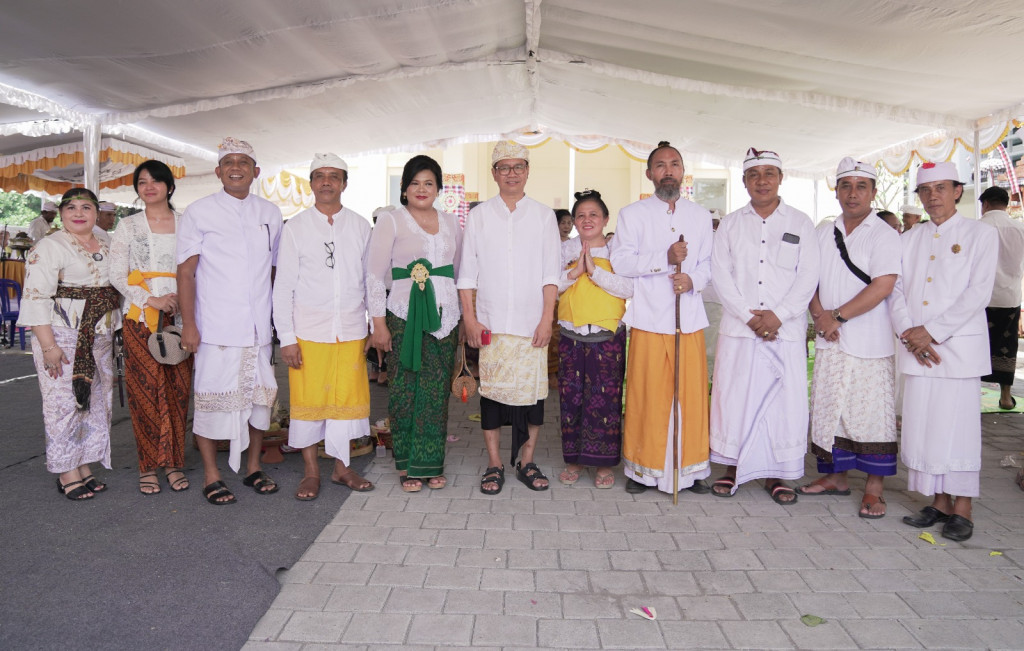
2, 0, 1024, 198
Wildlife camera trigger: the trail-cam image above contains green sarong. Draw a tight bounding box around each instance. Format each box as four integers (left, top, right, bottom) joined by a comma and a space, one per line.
390, 258, 454, 372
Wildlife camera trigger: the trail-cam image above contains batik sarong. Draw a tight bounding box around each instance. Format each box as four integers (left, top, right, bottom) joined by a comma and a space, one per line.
558, 327, 625, 467
33, 326, 113, 473
386, 312, 457, 478
123, 317, 193, 472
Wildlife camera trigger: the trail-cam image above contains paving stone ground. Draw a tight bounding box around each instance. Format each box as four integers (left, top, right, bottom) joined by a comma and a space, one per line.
245, 381, 1024, 650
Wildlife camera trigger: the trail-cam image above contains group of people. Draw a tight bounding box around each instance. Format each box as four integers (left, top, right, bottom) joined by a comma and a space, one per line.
18, 137, 1006, 543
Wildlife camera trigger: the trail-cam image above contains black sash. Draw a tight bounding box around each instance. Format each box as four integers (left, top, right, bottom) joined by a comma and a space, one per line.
833, 226, 871, 285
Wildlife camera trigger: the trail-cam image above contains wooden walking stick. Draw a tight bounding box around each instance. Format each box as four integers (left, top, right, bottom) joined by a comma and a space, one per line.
672, 234, 684, 505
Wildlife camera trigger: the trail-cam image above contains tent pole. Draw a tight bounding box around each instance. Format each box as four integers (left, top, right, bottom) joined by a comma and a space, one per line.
82, 122, 101, 192
813, 179, 819, 224
973, 127, 981, 217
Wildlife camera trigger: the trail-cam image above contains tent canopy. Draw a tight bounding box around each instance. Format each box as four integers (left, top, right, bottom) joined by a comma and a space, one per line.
1, 0, 1023, 186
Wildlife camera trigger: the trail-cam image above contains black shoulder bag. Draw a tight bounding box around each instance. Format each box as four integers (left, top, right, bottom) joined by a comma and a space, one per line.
833, 226, 871, 285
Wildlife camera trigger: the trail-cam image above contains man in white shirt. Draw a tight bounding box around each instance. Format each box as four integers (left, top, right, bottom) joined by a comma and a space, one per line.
893, 161, 997, 542
177, 137, 284, 505
901, 203, 924, 231
978, 186, 1024, 410
272, 153, 374, 500
709, 148, 819, 504
610, 141, 714, 496
458, 141, 561, 494
799, 158, 901, 518
27, 201, 58, 242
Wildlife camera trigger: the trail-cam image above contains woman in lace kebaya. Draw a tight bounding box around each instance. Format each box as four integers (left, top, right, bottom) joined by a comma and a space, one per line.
556, 190, 632, 489
109, 160, 194, 495
367, 155, 462, 492
19, 188, 121, 500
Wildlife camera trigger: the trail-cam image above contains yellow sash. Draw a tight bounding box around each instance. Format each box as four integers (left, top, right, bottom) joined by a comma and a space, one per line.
126, 269, 177, 332
557, 257, 626, 332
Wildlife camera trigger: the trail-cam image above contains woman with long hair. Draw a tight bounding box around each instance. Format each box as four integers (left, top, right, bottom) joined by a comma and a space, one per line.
366, 155, 462, 492
19, 188, 121, 500
109, 160, 193, 494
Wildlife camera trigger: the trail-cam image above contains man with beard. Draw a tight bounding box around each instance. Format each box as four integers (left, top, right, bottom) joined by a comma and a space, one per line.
894, 161, 996, 541
610, 141, 714, 496
708, 148, 819, 503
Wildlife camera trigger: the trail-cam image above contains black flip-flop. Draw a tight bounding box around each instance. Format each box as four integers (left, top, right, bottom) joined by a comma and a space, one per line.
203, 480, 236, 505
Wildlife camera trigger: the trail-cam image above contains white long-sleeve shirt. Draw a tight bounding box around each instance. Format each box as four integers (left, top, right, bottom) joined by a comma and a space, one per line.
815, 212, 902, 358
889, 212, 997, 377
556, 236, 633, 335
610, 195, 713, 335
272, 206, 371, 346
712, 199, 819, 341
979, 209, 1024, 308
456, 194, 561, 337
366, 207, 462, 339
177, 190, 282, 347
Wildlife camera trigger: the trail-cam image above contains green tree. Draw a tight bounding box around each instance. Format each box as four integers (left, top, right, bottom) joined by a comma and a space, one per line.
0, 191, 43, 227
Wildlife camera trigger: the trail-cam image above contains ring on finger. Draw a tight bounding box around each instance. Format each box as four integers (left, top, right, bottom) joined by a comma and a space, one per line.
922, 351, 930, 358
817, 330, 825, 337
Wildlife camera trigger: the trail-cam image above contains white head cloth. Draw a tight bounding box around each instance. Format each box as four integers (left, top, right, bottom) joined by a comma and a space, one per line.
492, 140, 530, 166
900, 203, 922, 215
742, 147, 782, 172
310, 152, 348, 174
42, 201, 57, 212
835, 156, 876, 181
218, 137, 256, 164
915, 161, 960, 187
98, 201, 116, 212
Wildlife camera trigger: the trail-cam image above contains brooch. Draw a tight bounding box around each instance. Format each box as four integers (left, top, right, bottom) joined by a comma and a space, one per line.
951, 244, 961, 254
410, 262, 430, 290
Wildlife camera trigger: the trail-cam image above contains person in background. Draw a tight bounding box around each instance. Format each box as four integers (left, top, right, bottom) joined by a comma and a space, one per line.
877, 209, 902, 233
978, 186, 1024, 411
19, 188, 120, 500
556, 208, 573, 242
368, 155, 462, 492
109, 160, 193, 495
27, 201, 59, 243
901, 203, 923, 231
556, 190, 632, 489
96, 201, 117, 233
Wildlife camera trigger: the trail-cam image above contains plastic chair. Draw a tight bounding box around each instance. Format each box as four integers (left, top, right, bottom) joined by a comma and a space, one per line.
0, 278, 26, 350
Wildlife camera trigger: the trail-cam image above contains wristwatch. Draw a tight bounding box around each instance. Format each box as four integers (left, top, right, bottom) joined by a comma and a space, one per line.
831, 308, 848, 323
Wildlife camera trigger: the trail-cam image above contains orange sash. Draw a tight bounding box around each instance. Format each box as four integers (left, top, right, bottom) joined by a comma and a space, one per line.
126, 269, 176, 332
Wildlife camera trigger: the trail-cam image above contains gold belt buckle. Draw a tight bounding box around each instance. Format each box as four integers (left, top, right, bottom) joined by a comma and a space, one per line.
410, 262, 429, 290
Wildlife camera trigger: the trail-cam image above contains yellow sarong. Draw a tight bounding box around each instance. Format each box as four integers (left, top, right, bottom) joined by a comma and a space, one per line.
289, 338, 370, 421
622, 328, 709, 478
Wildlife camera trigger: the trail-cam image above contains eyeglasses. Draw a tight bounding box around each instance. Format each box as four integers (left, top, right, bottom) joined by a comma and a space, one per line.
494, 163, 528, 176
324, 241, 335, 269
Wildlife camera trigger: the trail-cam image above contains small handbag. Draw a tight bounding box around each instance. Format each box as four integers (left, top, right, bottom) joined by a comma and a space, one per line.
451, 342, 477, 402
147, 311, 191, 366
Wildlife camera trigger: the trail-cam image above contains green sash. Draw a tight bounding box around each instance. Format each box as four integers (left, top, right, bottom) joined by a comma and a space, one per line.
391, 258, 454, 371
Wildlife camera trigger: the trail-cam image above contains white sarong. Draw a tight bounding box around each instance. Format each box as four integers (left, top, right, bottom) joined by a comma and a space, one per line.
193, 343, 277, 472
478, 334, 548, 406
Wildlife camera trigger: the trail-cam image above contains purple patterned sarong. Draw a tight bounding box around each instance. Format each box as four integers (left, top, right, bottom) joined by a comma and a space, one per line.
557, 327, 626, 467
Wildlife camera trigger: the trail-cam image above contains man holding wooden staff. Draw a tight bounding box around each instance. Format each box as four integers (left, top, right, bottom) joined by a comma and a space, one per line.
611, 141, 714, 498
